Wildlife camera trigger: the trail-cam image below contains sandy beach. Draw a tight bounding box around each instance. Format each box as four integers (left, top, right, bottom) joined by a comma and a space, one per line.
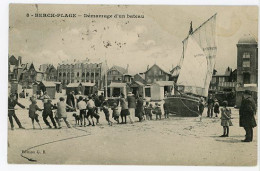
7, 96, 257, 166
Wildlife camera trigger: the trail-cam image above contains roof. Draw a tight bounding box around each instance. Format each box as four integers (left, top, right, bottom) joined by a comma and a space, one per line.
171, 65, 181, 77
41, 81, 56, 87
238, 34, 257, 44
134, 73, 145, 80
81, 82, 95, 87
109, 82, 126, 88
67, 83, 81, 88
131, 81, 144, 87
144, 64, 171, 75
152, 81, 175, 86
109, 65, 128, 75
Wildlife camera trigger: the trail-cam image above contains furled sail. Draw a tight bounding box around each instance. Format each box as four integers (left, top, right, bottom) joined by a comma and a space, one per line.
178, 14, 217, 97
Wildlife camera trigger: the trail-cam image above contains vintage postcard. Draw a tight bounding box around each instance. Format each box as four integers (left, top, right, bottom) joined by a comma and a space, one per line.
8, 4, 258, 165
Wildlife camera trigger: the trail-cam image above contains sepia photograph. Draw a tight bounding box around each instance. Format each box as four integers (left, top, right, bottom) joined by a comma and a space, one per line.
7, 3, 258, 166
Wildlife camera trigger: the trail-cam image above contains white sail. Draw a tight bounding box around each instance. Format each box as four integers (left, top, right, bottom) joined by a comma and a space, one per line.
177, 35, 207, 95
178, 14, 217, 97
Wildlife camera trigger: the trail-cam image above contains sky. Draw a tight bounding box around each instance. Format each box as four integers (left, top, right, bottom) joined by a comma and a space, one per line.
9, 5, 258, 74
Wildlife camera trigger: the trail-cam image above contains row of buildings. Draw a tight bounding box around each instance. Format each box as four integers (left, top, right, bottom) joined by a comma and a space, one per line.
8, 34, 258, 103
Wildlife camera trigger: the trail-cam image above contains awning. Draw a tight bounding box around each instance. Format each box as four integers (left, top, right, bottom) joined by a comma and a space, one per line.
41, 81, 56, 87
81, 82, 95, 87
67, 83, 81, 88
153, 81, 175, 87
109, 82, 126, 88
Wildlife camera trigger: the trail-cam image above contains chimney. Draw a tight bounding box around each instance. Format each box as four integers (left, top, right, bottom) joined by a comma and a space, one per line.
18, 56, 22, 65
126, 64, 129, 73
147, 65, 150, 71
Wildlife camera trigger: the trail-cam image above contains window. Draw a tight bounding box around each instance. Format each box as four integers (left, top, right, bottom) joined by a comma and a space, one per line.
243, 73, 250, 84
82, 72, 85, 77
77, 72, 79, 77
63, 73, 66, 77
243, 52, 251, 59
243, 61, 250, 68
219, 77, 225, 82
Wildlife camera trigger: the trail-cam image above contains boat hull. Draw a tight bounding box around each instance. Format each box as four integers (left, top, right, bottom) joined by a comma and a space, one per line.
164, 95, 200, 117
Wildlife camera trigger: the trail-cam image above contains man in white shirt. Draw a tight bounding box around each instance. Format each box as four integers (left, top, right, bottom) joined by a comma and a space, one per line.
77, 96, 87, 126
86, 96, 96, 126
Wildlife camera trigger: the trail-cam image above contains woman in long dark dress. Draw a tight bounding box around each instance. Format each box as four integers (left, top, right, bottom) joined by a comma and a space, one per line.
135, 95, 144, 122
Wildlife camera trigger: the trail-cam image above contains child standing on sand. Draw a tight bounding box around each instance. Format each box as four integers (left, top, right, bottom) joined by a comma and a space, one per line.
214, 99, 220, 117
144, 102, 153, 120
112, 103, 120, 124
220, 101, 233, 137
153, 103, 162, 120
28, 100, 43, 129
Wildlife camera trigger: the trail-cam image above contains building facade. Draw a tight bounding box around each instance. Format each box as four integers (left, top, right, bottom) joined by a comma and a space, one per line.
144, 64, 171, 84
8, 55, 23, 81
107, 65, 129, 84
237, 34, 258, 86
57, 58, 108, 90
20, 63, 44, 87
44, 64, 58, 82
209, 67, 237, 92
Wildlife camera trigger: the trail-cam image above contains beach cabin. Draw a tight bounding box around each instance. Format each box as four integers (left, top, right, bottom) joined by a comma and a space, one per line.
54, 82, 62, 93
108, 82, 128, 97
81, 82, 96, 95
130, 81, 145, 97
235, 84, 257, 108
33, 81, 56, 99
66, 83, 82, 95
151, 81, 175, 101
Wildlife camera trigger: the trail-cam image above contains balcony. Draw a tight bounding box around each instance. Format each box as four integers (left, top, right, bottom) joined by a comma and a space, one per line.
218, 82, 237, 87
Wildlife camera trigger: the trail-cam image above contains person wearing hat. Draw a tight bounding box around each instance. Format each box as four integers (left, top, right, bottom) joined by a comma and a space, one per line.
127, 92, 135, 123
8, 94, 26, 130
239, 90, 257, 142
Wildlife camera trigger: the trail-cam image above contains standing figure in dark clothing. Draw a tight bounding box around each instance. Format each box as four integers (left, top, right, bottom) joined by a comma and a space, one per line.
8, 94, 26, 130
163, 102, 169, 119
43, 99, 57, 129
135, 95, 144, 122
66, 91, 76, 112
239, 90, 257, 142
207, 94, 214, 117
99, 92, 105, 105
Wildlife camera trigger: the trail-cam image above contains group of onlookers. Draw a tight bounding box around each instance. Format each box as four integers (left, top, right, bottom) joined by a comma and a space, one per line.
8, 89, 257, 142
197, 90, 257, 142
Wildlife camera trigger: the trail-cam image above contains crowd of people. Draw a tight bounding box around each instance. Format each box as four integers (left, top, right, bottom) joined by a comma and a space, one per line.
8, 89, 257, 142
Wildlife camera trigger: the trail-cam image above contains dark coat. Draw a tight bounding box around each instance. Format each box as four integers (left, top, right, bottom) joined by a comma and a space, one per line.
127, 95, 136, 108
8, 97, 25, 116
135, 97, 144, 118
66, 94, 75, 107
43, 103, 54, 116
239, 97, 257, 128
